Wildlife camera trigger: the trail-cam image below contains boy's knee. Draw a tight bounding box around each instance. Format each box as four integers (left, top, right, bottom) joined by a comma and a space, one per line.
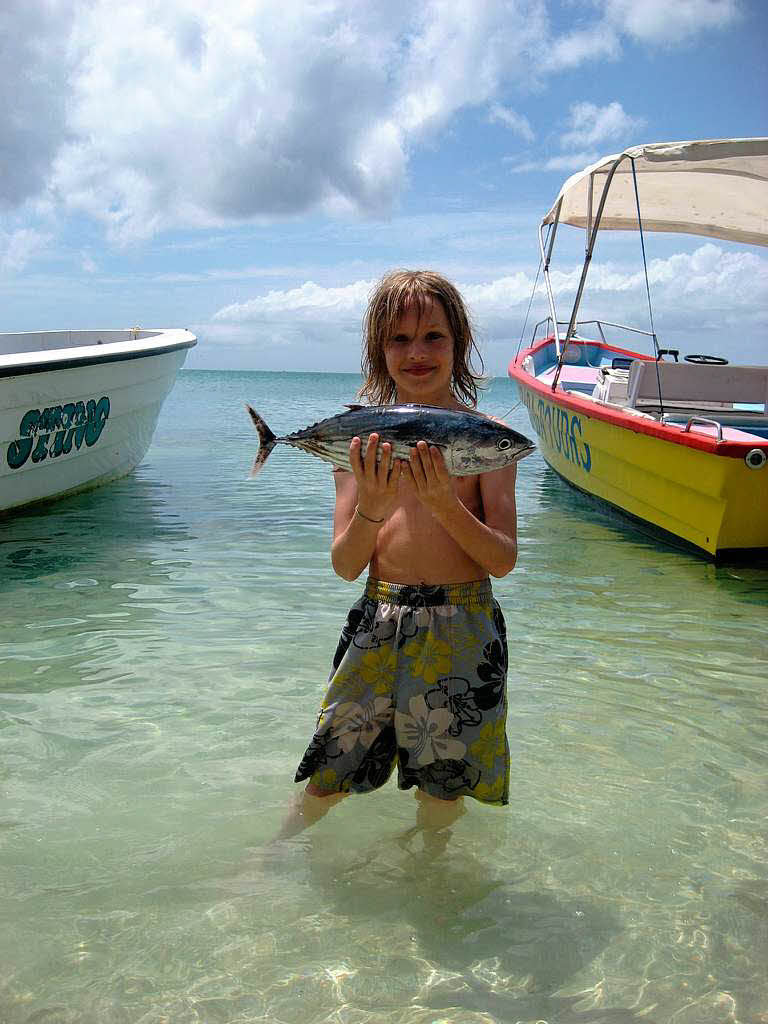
414, 789, 462, 805
414, 789, 465, 827
305, 783, 347, 804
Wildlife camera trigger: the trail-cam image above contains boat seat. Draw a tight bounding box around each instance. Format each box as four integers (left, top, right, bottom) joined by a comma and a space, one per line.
592, 366, 630, 405
627, 361, 768, 412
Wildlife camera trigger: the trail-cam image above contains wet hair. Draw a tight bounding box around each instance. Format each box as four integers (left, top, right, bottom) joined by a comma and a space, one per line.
359, 269, 485, 407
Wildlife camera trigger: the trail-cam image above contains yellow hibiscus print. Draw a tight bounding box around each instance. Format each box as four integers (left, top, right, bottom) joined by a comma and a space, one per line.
469, 718, 507, 767
472, 778, 505, 804
448, 626, 479, 659
323, 667, 367, 706
359, 646, 397, 695
404, 630, 452, 685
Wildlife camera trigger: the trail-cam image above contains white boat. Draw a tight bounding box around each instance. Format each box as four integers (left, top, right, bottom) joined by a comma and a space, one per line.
509, 138, 768, 559
1, 328, 196, 514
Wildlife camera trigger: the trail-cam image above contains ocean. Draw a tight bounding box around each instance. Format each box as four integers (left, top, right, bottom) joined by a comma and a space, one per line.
1, 369, 766, 1024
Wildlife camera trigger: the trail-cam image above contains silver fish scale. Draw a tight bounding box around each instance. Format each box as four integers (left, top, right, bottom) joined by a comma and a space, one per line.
280, 404, 534, 476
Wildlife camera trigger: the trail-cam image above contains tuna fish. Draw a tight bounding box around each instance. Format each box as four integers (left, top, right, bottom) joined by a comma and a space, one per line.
246, 403, 535, 477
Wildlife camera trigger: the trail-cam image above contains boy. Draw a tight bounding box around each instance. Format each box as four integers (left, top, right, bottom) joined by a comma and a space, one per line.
280, 270, 518, 838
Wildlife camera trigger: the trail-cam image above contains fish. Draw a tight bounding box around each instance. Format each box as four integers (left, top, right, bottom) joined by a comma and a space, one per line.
246, 403, 535, 477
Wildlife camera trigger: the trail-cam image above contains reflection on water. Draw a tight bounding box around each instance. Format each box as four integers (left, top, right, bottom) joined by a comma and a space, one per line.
0, 478, 193, 695
535, 465, 768, 574
300, 828, 625, 1023
1, 370, 766, 1024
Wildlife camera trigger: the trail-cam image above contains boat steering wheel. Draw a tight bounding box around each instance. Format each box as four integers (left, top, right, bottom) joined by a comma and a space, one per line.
684, 354, 729, 365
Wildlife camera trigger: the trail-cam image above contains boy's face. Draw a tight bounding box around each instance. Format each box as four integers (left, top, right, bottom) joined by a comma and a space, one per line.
384, 297, 455, 405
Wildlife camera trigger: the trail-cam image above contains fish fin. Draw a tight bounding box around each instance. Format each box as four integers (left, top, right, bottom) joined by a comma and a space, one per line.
245, 404, 277, 478
344, 403, 366, 411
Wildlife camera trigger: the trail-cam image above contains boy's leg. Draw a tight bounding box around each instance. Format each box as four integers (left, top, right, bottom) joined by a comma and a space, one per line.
394, 585, 509, 809
292, 590, 399, 814
414, 789, 465, 830
274, 784, 348, 840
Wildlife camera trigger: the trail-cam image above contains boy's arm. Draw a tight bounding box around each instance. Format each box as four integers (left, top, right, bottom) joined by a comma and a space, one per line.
330, 434, 402, 581
407, 442, 518, 578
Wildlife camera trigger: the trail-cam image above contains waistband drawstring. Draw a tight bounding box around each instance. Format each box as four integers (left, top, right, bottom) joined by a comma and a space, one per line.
364, 578, 493, 608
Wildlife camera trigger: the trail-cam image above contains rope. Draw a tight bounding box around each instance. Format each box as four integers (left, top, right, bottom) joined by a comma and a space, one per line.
630, 158, 664, 417
515, 253, 543, 359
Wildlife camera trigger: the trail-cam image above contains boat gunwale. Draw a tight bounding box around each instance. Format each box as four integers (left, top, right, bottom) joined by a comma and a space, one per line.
509, 335, 768, 459
0, 329, 197, 379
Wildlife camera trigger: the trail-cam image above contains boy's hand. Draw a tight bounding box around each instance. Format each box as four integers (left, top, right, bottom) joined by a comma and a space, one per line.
406, 441, 459, 516
349, 433, 402, 522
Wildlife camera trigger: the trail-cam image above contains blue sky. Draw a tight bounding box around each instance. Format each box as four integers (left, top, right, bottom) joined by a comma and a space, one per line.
1, 0, 766, 374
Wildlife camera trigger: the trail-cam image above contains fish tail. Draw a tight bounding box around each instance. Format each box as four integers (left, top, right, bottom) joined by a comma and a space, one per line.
245, 404, 277, 478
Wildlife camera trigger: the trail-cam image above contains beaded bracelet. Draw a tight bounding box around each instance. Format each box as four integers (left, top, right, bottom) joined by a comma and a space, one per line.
355, 504, 385, 524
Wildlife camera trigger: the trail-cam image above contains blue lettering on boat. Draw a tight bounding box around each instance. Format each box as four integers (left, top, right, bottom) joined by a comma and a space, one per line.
520, 388, 591, 473
7, 396, 110, 470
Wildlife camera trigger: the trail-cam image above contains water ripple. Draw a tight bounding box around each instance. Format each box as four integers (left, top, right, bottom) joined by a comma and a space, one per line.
1, 370, 766, 1024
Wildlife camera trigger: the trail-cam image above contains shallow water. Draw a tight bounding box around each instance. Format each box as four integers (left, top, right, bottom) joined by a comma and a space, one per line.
1, 370, 766, 1024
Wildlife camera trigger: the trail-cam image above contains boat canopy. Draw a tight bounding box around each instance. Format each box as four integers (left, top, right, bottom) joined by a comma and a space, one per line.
542, 138, 768, 247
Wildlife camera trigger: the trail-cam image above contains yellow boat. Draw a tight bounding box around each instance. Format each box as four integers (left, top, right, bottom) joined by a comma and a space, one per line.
508, 138, 768, 560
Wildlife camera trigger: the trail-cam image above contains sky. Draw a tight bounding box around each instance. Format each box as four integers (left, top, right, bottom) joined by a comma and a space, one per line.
1, 0, 766, 375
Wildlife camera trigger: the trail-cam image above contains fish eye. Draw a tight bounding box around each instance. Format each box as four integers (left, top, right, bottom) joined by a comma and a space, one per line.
496, 437, 512, 450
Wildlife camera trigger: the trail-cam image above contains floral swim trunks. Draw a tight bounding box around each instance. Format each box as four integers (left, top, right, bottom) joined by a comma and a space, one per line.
295, 578, 510, 805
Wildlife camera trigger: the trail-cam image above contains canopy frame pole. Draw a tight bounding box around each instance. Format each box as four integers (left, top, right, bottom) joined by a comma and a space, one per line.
551, 153, 630, 391
539, 200, 562, 356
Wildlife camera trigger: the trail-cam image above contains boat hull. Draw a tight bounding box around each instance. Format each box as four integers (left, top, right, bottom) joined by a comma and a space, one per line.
514, 374, 768, 558
1, 330, 195, 514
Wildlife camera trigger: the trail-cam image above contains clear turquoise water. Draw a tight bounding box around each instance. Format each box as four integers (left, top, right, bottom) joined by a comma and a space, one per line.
1, 369, 766, 1024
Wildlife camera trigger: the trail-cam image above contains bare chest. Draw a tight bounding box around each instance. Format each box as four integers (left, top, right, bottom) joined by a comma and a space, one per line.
396, 473, 483, 518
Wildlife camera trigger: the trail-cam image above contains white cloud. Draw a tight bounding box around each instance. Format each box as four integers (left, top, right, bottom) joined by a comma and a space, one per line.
0, 228, 52, 271
213, 279, 374, 323
487, 103, 535, 141
41, 0, 550, 243
209, 245, 768, 326
0, 0, 746, 256
601, 0, 741, 44
507, 100, 642, 174
203, 244, 768, 369
543, 245, 768, 360
649, 244, 765, 306
550, 24, 621, 67
0, 1, 80, 206
544, 0, 741, 68
546, 243, 766, 301
507, 150, 601, 173
561, 101, 645, 149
